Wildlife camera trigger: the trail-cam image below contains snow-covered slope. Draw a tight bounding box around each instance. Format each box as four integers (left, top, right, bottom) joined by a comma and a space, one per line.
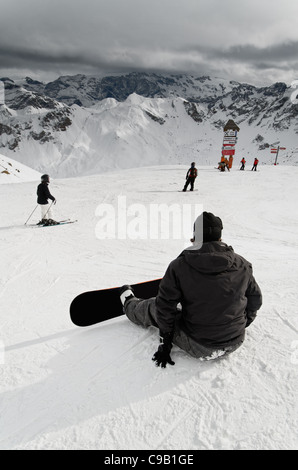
0, 153, 40, 184
0, 164, 297, 450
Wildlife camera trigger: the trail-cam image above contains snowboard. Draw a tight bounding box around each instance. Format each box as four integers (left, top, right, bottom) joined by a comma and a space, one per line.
179, 189, 198, 192
70, 278, 162, 327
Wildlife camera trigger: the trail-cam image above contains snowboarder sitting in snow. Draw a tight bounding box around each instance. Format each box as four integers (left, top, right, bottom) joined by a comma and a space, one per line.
120, 212, 262, 368
217, 161, 226, 172
183, 162, 197, 191
37, 174, 57, 225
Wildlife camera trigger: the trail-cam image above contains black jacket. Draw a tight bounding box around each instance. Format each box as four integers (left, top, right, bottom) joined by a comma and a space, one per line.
186, 167, 197, 179
156, 241, 262, 348
37, 182, 55, 205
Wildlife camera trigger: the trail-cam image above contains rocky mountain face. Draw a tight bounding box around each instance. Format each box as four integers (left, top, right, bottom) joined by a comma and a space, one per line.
0, 72, 297, 176
0, 78, 72, 153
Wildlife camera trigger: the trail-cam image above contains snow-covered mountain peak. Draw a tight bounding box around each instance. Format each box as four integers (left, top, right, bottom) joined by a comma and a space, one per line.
0, 72, 297, 177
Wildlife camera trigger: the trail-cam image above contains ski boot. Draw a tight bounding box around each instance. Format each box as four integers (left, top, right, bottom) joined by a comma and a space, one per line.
119, 285, 135, 306
37, 219, 47, 225
47, 219, 59, 225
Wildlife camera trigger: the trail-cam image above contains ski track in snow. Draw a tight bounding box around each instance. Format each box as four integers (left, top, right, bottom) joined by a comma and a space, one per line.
0, 165, 297, 450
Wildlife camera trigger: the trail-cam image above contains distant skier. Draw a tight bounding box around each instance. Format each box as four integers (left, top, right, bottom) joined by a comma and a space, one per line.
37, 174, 57, 225
183, 162, 197, 191
120, 211, 262, 368
240, 158, 246, 170
251, 158, 259, 171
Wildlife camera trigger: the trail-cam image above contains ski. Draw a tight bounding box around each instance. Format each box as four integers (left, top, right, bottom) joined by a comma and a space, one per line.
41, 220, 78, 227
27, 219, 77, 227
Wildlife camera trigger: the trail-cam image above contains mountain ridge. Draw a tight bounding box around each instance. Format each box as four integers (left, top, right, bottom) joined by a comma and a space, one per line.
0, 72, 297, 177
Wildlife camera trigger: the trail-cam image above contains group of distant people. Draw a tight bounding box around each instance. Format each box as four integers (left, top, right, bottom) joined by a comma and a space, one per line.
182, 157, 260, 193
217, 157, 259, 173
240, 157, 259, 171
36, 159, 260, 224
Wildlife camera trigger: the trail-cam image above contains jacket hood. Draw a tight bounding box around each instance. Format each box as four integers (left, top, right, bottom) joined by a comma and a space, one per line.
181, 241, 236, 274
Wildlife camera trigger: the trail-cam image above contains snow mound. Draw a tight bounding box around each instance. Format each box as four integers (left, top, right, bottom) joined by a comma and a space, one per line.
0, 153, 41, 184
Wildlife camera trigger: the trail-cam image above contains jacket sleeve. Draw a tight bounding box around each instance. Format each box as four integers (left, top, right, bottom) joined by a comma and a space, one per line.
45, 185, 55, 202
245, 273, 262, 327
155, 261, 182, 334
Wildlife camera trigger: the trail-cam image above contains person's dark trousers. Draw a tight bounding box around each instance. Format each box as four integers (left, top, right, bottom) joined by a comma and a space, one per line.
123, 297, 243, 359
183, 177, 195, 191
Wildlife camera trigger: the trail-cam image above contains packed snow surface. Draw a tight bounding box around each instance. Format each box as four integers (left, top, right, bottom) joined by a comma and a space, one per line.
0, 162, 297, 450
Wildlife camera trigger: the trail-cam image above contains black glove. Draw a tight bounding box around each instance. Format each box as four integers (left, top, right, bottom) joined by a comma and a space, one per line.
53, 199, 57, 205
152, 331, 175, 368
245, 310, 257, 328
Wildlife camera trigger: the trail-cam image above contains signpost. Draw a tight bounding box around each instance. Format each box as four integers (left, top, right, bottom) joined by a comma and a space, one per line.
222, 149, 235, 156
221, 120, 240, 169
271, 145, 286, 165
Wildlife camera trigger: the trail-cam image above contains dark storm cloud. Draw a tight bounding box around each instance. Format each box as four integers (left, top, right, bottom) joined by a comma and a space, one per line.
0, 46, 100, 69
1, 40, 297, 72
206, 41, 298, 63
192, 41, 298, 76
0, 43, 178, 76
0, 0, 297, 85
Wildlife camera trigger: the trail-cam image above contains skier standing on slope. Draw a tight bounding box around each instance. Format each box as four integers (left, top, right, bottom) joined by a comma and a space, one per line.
37, 174, 57, 225
182, 162, 197, 191
120, 212, 262, 368
240, 158, 246, 170
251, 158, 259, 171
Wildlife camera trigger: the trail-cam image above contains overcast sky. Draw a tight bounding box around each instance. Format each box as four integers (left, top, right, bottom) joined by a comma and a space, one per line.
0, 0, 298, 86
